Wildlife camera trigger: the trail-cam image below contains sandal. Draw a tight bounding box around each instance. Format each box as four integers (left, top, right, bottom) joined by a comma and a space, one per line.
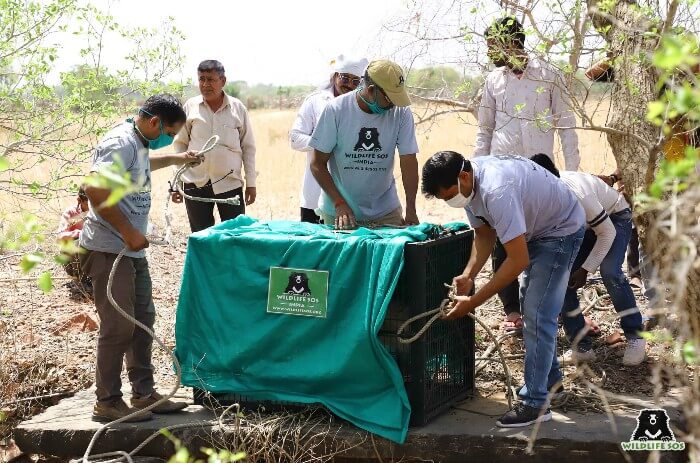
501, 314, 524, 332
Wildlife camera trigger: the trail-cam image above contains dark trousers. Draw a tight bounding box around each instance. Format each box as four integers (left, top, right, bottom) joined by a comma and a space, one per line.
493, 239, 522, 315
300, 207, 322, 224
184, 182, 245, 232
81, 250, 155, 404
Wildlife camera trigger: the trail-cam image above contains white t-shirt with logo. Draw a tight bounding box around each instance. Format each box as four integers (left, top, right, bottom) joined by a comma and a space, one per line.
309, 91, 419, 220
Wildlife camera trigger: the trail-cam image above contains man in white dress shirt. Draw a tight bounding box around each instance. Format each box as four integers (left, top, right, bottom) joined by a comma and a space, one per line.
474, 16, 581, 331
289, 55, 368, 223
172, 60, 257, 232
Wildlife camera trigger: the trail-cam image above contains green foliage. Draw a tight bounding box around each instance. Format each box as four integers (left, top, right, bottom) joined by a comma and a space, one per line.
0, 0, 187, 291
161, 429, 245, 463
37, 271, 53, 293
638, 33, 700, 207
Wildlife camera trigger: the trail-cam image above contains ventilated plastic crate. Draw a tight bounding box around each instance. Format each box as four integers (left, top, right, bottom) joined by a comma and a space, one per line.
194, 228, 476, 426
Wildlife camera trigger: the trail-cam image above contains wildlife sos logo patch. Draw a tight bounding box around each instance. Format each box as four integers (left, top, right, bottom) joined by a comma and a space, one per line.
267, 267, 328, 318
354, 127, 382, 152
621, 409, 685, 452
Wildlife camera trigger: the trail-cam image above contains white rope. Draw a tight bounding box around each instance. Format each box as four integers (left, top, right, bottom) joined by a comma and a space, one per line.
396, 283, 514, 407
82, 247, 182, 463
84, 136, 238, 463
397, 295, 452, 344
164, 135, 241, 244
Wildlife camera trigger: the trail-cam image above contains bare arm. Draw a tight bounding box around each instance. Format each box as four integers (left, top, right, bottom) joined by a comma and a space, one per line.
447, 233, 529, 319
464, 225, 497, 279
452, 225, 496, 296
311, 149, 356, 229
149, 152, 198, 171
399, 154, 419, 223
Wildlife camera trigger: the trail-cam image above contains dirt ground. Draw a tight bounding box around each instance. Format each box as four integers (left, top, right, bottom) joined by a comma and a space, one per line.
0, 210, 670, 458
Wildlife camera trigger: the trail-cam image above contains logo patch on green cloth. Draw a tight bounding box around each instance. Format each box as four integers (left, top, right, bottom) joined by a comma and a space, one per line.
267, 267, 329, 318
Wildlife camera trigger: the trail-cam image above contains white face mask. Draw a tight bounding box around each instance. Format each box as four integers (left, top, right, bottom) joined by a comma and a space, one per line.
445, 160, 475, 209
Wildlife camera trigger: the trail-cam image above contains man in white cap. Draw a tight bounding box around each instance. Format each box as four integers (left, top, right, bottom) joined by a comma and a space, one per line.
289, 55, 368, 223
309, 59, 419, 229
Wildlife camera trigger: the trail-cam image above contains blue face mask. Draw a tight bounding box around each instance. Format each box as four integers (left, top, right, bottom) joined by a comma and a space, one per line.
357, 86, 390, 115
132, 109, 174, 150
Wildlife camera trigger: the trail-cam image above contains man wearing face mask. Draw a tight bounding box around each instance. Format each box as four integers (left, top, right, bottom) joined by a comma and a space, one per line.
290, 54, 368, 223
80, 94, 198, 422
172, 60, 257, 232
421, 151, 585, 428
474, 16, 580, 333
309, 59, 419, 229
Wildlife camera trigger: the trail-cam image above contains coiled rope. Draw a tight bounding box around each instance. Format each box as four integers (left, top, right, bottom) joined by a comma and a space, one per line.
396, 284, 514, 407
164, 135, 241, 243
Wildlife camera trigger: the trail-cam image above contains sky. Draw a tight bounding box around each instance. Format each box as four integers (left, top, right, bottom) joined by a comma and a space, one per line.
54, 0, 413, 86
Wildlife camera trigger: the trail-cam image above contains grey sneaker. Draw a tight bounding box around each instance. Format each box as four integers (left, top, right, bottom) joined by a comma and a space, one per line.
93, 398, 152, 422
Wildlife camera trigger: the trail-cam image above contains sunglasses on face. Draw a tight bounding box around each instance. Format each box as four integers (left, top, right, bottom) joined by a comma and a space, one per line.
338, 74, 361, 86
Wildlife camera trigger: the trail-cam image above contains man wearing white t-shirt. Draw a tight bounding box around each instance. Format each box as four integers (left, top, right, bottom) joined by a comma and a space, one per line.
531, 154, 645, 366
289, 55, 368, 223
309, 60, 419, 229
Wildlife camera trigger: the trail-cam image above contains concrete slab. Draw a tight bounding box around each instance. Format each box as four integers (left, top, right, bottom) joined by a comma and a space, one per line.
14, 389, 687, 463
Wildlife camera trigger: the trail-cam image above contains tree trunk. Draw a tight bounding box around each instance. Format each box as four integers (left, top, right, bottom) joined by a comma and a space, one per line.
587, 0, 662, 248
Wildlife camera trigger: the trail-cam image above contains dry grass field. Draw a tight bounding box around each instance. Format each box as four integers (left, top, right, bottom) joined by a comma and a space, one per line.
148, 102, 618, 231
0, 101, 618, 228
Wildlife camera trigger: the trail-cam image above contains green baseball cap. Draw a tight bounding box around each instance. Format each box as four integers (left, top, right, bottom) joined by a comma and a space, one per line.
366, 60, 411, 107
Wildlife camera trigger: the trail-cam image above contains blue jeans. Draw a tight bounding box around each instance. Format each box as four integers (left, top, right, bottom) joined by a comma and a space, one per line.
518, 227, 584, 409
562, 209, 643, 350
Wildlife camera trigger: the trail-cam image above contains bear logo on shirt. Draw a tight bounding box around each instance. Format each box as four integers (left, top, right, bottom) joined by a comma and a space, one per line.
285, 272, 312, 296
354, 128, 382, 152
631, 409, 675, 442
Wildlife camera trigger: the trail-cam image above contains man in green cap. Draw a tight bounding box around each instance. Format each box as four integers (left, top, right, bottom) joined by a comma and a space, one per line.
309, 59, 419, 229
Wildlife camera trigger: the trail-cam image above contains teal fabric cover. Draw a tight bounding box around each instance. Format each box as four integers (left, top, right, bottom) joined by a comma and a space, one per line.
174, 216, 466, 443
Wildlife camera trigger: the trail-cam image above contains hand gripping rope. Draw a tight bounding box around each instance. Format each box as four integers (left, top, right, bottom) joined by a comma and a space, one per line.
396, 283, 515, 408
164, 135, 241, 243
83, 136, 240, 463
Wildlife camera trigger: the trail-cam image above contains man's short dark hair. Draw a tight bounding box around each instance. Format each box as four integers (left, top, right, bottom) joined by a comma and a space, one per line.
197, 60, 225, 76
140, 94, 186, 126
530, 153, 560, 177
421, 151, 472, 198
485, 16, 526, 49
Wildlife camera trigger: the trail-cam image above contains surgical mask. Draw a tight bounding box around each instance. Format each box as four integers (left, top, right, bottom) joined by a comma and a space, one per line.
132, 109, 174, 150
446, 161, 476, 209
357, 86, 389, 115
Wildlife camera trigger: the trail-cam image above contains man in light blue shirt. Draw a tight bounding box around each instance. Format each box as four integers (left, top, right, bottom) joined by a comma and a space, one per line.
310, 60, 419, 229
422, 151, 585, 428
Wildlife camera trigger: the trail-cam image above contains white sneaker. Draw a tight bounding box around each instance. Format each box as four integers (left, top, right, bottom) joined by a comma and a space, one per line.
561, 347, 597, 365
623, 338, 646, 366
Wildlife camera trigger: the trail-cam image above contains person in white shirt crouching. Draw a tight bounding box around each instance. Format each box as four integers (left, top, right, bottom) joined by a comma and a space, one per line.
530, 154, 646, 367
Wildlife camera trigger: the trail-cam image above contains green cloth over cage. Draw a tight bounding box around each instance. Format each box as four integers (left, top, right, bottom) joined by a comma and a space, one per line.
174, 216, 468, 443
